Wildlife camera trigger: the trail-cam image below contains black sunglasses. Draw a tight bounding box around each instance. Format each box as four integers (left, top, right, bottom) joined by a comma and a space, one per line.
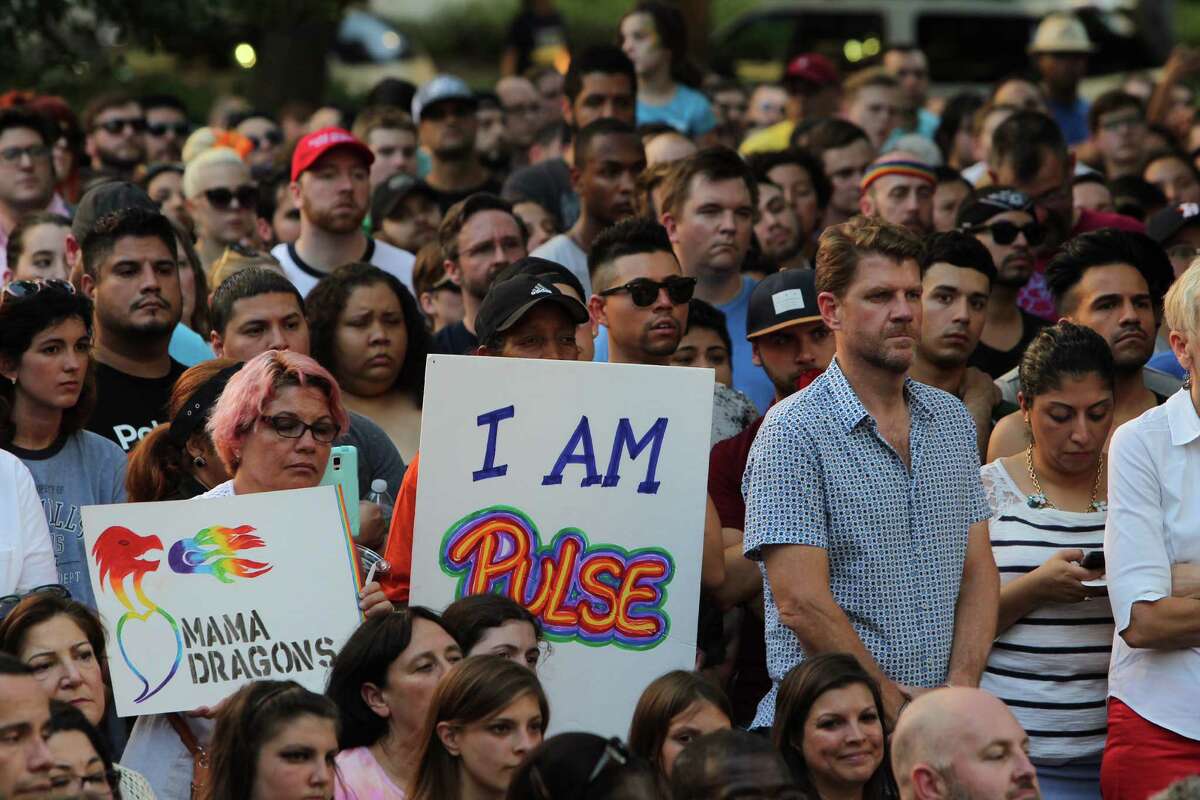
969, 220, 1045, 246
599, 276, 696, 307
204, 185, 259, 210
147, 121, 190, 137
422, 102, 474, 122
284, 208, 301, 221
96, 117, 147, 134
0, 584, 70, 619
2, 278, 76, 303
247, 130, 284, 150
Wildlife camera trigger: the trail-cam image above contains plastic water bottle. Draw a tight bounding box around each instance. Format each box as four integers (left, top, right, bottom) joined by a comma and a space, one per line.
358, 479, 394, 583
365, 478, 393, 513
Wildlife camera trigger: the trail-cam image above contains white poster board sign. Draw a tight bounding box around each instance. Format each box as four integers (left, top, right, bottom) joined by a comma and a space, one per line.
410, 355, 713, 737
81, 486, 363, 716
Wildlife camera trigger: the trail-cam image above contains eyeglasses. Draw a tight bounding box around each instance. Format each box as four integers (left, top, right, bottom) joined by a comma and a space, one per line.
95, 117, 147, 134
599, 276, 696, 307
0, 144, 51, 164
246, 130, 283, 150
259, 414, 340, 443
968, 220, 1046, 246
48, 768, 117, 797
204, 185, 259, 210
422, 102, 474, 122
0, 584, 70, 619
284, 208, 301, 221
147, 121, 190, 138
2, 278, 76, 304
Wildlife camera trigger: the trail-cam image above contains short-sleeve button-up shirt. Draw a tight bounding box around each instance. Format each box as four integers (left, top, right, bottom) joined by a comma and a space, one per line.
742, 357, 990, 729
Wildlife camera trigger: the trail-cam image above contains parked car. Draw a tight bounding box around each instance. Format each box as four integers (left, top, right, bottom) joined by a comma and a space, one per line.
711, 0, 1172, 86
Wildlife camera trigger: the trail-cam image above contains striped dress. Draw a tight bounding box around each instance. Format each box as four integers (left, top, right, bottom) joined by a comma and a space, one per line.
978, 461, 1113, 765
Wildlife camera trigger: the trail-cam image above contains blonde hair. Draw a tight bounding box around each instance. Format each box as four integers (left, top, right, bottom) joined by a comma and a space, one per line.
183, 147, 250, 199
210, 248, 284, 289
1164, 261, 1200, 338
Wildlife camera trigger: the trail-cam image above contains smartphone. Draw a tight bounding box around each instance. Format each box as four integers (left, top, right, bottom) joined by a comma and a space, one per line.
1081, 550, 1105, 571
320, 445, 360, 537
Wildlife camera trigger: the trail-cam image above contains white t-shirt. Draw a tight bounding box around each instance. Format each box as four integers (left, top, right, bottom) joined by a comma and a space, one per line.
1106, 389, 1200, 742
530, 233, 591, 296
271, 239, 415, 298
0, 449, 57, 594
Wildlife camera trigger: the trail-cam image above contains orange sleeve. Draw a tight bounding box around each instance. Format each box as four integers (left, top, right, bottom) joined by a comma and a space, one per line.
380, 453, 419, 603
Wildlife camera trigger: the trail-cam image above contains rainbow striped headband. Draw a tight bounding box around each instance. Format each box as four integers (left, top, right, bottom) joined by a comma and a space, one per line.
860, 160, 936, 192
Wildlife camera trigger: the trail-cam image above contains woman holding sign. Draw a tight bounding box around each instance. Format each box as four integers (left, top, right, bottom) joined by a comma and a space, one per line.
122, 349, 394, 800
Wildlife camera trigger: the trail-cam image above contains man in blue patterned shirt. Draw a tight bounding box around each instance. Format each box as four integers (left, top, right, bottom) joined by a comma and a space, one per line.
742, 215, 999, 729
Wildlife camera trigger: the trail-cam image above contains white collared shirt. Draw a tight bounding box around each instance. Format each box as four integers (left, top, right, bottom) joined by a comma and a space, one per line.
1106, 388, 1200, 741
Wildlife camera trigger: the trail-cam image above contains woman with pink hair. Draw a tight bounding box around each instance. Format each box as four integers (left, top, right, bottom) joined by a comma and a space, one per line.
121, 349, 392, 800
205, 348, 349, 496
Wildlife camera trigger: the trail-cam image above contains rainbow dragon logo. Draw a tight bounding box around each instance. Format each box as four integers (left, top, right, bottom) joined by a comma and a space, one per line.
92, 525, 272, 703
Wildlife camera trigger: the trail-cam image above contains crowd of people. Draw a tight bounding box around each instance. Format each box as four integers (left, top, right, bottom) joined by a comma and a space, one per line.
1, 2, 1200, 799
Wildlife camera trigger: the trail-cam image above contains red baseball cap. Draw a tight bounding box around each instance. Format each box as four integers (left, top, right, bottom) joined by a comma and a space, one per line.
785, 53, 840, 87
290, 127, 375, 182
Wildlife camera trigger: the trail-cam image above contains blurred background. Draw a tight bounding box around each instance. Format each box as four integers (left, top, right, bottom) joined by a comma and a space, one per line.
3, 0, 1195, 109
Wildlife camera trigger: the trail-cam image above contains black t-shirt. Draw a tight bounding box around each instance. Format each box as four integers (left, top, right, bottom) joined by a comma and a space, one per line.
432, 321, 479, 355
87, 360, 187, 452
429, 178, 504, 215
969, 311, 1049, 379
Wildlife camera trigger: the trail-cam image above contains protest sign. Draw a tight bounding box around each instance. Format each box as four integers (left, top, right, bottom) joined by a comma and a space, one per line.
410, 355, 713, 737
81, 485, 363, 716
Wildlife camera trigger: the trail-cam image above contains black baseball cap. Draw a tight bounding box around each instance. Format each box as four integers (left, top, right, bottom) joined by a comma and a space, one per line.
955, 187, 1035, 229
746, 269, 821, 339
1147, 202, 1200, 245
475, 273, 589, 345
494, 256, 587, 302
72, 180, 158, 243
369, 173, 438, 233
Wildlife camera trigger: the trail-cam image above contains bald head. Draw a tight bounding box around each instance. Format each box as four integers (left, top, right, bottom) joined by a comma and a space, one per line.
892, 688, 1040, 800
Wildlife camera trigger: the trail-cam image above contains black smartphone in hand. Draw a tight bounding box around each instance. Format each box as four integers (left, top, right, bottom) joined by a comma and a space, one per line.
1081, 550, 1106, 571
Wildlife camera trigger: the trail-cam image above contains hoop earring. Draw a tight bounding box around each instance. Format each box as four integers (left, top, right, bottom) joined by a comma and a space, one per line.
192, 456, 206, 469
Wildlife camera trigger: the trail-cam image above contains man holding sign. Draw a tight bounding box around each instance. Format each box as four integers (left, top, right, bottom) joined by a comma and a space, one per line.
743, 215, 999, 730
379, 266, 590, 602
407, 309, 713, 735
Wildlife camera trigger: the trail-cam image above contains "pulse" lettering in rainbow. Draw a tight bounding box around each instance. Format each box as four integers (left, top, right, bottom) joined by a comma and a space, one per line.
441, 506, 674, 651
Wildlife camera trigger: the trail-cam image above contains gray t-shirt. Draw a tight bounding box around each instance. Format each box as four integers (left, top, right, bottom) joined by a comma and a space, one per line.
531, 233, 591, 296
9, 431, 127, 609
